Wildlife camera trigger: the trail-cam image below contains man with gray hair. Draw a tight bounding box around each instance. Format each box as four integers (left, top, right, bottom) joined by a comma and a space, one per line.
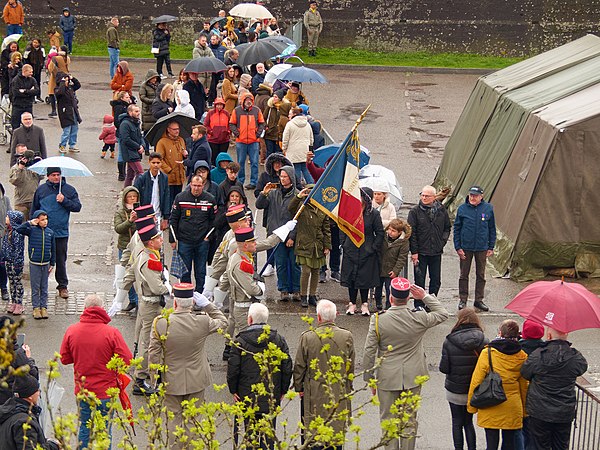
294, 299, 354, 449
227, 302, 292, 447
9, 112, 47, 166
148, 283, 227, 445
60, 294, 132, 449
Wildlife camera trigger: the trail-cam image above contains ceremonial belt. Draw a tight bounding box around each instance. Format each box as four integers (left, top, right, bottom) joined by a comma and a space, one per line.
142, 295, 161, 303
234, 301, 251, 308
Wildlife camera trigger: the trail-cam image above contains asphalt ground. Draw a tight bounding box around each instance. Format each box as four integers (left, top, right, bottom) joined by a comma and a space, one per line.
1, 59, 598, 448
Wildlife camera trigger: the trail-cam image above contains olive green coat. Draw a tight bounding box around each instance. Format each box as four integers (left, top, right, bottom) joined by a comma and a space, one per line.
288, 194, 331, 259
113, 186, 139, 251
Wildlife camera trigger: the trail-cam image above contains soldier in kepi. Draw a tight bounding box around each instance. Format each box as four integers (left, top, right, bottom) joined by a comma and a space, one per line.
122, 222, 169, 396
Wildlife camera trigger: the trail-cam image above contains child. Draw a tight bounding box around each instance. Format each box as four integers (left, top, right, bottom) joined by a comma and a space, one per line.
372, 191, 397, 228
15, 210, 55, 320
376, 218, 411, 311
218, 161, 246, 205
1, 211, 25, 315
211, 152, 233, 184
98, 114, 117, 159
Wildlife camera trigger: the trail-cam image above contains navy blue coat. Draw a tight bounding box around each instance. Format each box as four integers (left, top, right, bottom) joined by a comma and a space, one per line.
118, 114, 143, 162
134, 170, 171, 219
31, 180, 81, 238
15, 221, 56, 266
453, 197, 496, 252
183, 79, 206, 120
184, 135, 211, 177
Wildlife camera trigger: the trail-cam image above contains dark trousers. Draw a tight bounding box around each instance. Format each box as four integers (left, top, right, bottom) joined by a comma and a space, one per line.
264, 139, 281, 157
178, 240, 209, 291
0, 261, 6, 290
414, 253, 442, 308
374, 276, 391, 309
459, 250, 487, 301
527, 417, 570, 450
485, 428, 517, 450
55, 237, 69, 289
156, 53, 172, 76
349, 288, 369, 305
449, 402, 476, 450
209, 142, 228, 166
169, 185, 182, 204
102, 143, 115, 153
63, 30, 74, 53
234, 415, 277, 449
11, 105, 33, 132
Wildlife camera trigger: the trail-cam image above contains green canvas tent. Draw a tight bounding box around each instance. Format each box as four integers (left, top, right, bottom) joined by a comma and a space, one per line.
434, 34, 600, 280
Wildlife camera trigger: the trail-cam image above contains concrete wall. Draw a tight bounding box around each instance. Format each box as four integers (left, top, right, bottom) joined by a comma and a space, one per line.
24, 0, 600, 56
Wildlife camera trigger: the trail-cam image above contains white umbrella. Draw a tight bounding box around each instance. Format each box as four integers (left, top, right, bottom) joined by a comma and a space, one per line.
359, 164, 403, 210
2, 33, 22, 51
264, 63, 292, 84
29, 156, 93, 193
229, 3, 274, 19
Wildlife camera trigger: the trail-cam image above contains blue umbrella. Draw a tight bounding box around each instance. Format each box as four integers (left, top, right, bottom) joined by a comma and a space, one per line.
313, 143, 370, 168
275, 66, 328, 84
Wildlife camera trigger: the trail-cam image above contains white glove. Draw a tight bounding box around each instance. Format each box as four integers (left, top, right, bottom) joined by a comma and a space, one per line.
273, 224, 290, 241
254, 281, 266, 301
193, 291, 210, 308
163, 268, 172, 295
213, 287, 227, 309
203, 277, 219, 296
285, 219, 297, 231
108, 289, 129, 317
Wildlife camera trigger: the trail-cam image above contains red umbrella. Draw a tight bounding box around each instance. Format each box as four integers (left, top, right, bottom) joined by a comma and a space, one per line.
505, 279, 600, 333
116, 372, 136, 434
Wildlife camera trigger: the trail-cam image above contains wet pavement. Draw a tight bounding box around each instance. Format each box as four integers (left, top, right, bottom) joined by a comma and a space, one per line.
1, 59, 598, 448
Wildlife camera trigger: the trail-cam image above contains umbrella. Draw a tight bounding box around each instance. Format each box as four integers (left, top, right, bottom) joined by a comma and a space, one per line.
314, 143, 370, 169
1, 34, 21, 51
505, 279, 600, 333
117, 372, 136, 433
264, 63, 292, 84
359, 164, 403, 209
275, 66, 328, 84
151, 15, 178, 24
209, 17, 227, 27
229, 3, 274, 19
184, 57, 227, 74
29, 156, 93, 177
236, 37, 295, 66
145, 112, 200, 146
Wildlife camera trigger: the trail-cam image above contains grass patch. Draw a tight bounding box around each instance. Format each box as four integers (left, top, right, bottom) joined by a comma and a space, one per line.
74, 39, 522, 69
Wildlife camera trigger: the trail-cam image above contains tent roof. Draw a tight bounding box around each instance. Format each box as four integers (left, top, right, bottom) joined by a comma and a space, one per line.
533, 83, 600, 128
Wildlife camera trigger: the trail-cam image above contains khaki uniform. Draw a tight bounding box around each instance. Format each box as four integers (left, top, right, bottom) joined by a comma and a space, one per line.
148, 303, 227, 446
123, 247, 169, 380
363, 294, 449, 450
293, 322, 354, 439
303, 8, 323, 51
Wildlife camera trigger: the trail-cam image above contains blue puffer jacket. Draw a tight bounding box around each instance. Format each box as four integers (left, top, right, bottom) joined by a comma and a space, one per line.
1, 211, 25, 266
15, 211, 56, 266
453, 197, 496, 252
30, 180, 82, 238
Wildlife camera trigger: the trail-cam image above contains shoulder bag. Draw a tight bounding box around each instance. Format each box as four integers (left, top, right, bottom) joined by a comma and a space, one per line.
470, 346, 507, 409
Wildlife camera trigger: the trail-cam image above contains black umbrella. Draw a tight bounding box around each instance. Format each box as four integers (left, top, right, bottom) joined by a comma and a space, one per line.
145, 112, 200, 146
209, 17, 227, 27
184, 57, 227, 73
152, 15, 178, 24
236, 37, 294, 66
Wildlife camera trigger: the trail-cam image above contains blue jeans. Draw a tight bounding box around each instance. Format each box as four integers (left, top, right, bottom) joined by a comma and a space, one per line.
6, 24, 22, 36
60, 123, 79, 148
274, 243, 301, 293
265, 139, 281, 157
29, 263, 49, 308
118, 250, 138, 305
63, 30, 74, 53
108, 47, 120, 79
178, 240, 209, 291
79, 398, 111, 449
293, 162, 314, 184
236, 142, 259, 185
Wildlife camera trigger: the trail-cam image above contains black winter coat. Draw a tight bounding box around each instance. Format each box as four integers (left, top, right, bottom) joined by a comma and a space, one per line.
118, 114, 143, 162
0, 344, 39, 405
407, 200, 451, 256
183, 79, 207, 120
340, 207, 384, 289
54, 75, 81, 128
151, 97, 174, 120
0, 397, 59, 450
227, 324, 293, 414
152, 28, 171, 56
169, 189, 216, 244
521, 340, 588, 423
439, 324, 488, 394
184, 136, 212, 178
9, 73, 40, 109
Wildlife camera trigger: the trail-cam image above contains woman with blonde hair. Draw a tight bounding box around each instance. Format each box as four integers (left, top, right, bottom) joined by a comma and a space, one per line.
151, 83, 175, 120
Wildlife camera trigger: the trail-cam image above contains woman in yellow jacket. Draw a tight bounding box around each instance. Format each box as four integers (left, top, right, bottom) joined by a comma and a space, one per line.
467, 319, 528, 450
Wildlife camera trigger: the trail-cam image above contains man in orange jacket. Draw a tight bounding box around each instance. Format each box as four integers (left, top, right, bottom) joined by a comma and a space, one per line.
2, 0, 23, 36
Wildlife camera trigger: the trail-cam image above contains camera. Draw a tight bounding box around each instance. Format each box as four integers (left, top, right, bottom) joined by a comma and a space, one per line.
18, 150, 38, 167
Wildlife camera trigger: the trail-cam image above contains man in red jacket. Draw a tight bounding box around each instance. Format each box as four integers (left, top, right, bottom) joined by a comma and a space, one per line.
60, 294, 133, 448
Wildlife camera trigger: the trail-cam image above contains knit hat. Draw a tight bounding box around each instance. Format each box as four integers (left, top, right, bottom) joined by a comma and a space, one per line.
13, 374, 39, 399
298, 104, 310, 115
522, 320, 545, 340
103, 114, 114, 124
47, 167, 61, 175
274, 89, 286, 100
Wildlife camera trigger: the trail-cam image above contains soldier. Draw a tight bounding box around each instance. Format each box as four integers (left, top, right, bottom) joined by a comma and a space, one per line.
148, 283, 227, 447
122, 223, 169, 396
293, 299, 354, 450
363, 278, 449, 450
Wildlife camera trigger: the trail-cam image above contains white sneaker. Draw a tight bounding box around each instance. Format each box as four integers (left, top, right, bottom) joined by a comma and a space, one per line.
263, 264, 275, 277
346, 303, 356, 315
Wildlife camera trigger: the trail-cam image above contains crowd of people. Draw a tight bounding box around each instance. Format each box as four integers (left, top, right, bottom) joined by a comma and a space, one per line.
0, 3, 593, 450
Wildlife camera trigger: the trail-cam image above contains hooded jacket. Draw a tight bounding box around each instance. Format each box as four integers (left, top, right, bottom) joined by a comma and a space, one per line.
31, 180, 81, 238
210, 152, 233, 185
15, 210, 55, 265
439, 324, 488, 394
183, 78, 207, 120
192, 39, 213, 59
454, 196, 496, 252
110, 61, 134, 95
98, 114, 117, 145
289, 193, 331, 259
175, 89, 196, 118
0, 397, 59, 450
0, 337, 39, 405
118, 113, 143, 162
204, 103, 231, 144
521, 339, 588, 423
192, 160, 221, 201
282, 114, 313, 163
59, 8, 76, 33
1, 210, 24, 265
256, 165, 297, 235
408, 199, 451, 256
263, 96, 288, 141
380, 222, 411, 277
54, 71, 81, 128
2, 1, 23, 26
139, 69, 159, 131
229, 92, 265, 144
227, 324, 293, 414
60, 306, 133, 399
113, 186, 140, 251
152, 26, 171, 57
156, 130, 187, 186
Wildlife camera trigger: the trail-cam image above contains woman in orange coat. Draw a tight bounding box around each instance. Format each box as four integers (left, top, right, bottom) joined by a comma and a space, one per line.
110, 61, 134, 97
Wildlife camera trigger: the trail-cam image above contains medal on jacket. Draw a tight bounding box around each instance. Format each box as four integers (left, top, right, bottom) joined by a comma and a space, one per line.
481, 213, 485, 221
186, 209, 191, 217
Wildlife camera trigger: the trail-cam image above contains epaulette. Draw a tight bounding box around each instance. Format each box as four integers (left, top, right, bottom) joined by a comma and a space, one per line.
239, 258, 254, 274
147, 253, 163, 272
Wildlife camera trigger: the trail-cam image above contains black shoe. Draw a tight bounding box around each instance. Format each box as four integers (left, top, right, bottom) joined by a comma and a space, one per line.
244, 184, 256, 190
122, 302, 137, 312
308, 295, 318, 306
222, 345, 231, 361
48, 111, 57, 117
280, 292, 290, 302
319, 271, 327, 283
300, 296, 308, 307
330, 271, 341, 282
132, 379, 158, 396
1, 289, 9, 301
474, 300, 490, 312
458, 299, 467, 310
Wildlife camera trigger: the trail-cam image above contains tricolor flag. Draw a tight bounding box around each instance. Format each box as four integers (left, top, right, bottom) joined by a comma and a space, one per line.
307, 129, 365, 247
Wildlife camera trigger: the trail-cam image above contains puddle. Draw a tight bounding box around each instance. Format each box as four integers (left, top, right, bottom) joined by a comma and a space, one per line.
407, 83, 437, 87
422, 119, 445, 125
338, 103, 382, 121
409, 126, 426, 133
424, 105, 441, 109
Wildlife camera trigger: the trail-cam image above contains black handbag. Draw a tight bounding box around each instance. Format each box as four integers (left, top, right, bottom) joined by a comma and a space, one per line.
470, 346, 507, 409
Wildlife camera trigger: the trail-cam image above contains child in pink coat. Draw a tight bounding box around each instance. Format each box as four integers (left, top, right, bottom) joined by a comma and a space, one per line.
98, 114, 117, 158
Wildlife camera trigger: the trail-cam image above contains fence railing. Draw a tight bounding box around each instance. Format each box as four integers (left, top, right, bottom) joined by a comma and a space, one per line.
570, 380, 600, 449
